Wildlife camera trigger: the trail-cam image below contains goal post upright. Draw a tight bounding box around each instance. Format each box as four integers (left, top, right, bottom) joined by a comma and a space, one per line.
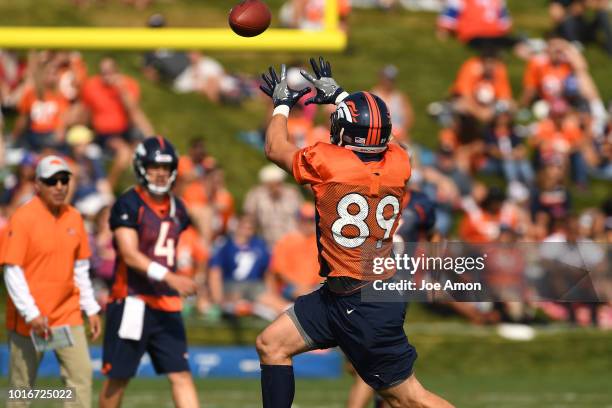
0, 1, 346, 51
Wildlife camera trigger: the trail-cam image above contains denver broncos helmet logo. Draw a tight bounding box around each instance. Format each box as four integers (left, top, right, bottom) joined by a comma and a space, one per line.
345, 101, 360, 121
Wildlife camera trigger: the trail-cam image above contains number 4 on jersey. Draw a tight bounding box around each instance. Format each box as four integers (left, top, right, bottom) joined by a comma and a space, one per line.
154, 221, 175, 267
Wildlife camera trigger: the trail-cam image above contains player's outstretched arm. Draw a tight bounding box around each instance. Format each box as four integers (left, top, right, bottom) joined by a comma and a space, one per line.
300, 56, 349, 106
260, 64, 309, 172
114, 227, 197, 296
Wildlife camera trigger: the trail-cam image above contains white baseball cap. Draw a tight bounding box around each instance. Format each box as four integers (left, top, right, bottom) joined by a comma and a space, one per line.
36, 155, 72, 179
259, 164, 286, 183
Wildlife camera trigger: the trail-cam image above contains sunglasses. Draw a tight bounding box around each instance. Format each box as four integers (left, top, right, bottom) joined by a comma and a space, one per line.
40, 176, 70, 186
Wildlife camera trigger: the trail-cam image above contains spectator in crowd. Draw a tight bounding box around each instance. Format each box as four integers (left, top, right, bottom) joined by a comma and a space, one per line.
208, 215, 289, 319
1, 155, 101, 408
521, 36, 573, 107
13, 57, 69, 152
530, 97, 589, 186
65, 125, 113, 214
54, 51, 89, 127
176, 225, 209, 315
176, 137, 235, 241
55, 52, 87, 102
176, 137, 215, 192
459, 185, 519, 243
521, 36, 607, 133
433, 147, 473, 196
142, 14, 243, 104
203, 165, 236, 239
484, 225, 533, 322
589, 108, 612, 179
531, 159, 572, 235
451, 48, 513, 137
280, 0, 352, 33
482, 108, 534, 186
286, 103, 315, 148
549, 0, 612, 56
176, 225, 208, 279
1, 152, 38, 217
0, 50, 26, 109
540, 214, 605, 324
270, 203, 321, 300
408, 157, 461, 236
243, 164, 303, 247
371, 64, 414, 144
81, 57, 154, 188
437, 0, 521, 53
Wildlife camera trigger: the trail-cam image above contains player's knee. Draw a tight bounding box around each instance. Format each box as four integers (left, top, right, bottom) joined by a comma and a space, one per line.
167, 371, 194, 387
255, 332, 286, 363
102, 378, 130, 394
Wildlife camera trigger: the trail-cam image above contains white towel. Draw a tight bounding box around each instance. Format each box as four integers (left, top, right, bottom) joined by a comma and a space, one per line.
118, 296, 146, 341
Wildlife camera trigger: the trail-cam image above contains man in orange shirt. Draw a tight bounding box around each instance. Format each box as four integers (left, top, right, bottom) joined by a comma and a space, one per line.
520, 36, 574, 107
81, 57, 154, 187
452, 51, 513, 119
2, 155, 101, 408
13, 63, 69, 152
437, 0, 516, 51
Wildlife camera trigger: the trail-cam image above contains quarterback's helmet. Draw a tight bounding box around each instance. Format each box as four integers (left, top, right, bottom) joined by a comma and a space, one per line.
133, 136, 178, 195
330, 92, 392, 154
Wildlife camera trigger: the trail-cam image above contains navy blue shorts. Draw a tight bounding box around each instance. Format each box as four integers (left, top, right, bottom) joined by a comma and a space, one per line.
102, 300, 190, 378
287, 283, 417, 390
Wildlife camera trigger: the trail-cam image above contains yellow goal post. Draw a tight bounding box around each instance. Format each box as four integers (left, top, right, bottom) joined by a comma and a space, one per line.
0, 0, 346, 51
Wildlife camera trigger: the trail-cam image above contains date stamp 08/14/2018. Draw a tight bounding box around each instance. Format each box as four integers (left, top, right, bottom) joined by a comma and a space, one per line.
6, 388, 76, 401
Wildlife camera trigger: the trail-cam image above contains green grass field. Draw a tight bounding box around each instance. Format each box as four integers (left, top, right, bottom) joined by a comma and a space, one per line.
2, 325, 611, 407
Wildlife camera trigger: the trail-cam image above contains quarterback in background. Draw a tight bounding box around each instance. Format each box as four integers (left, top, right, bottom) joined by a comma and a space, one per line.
256, 57, 453, 407
99, 136, 199, 408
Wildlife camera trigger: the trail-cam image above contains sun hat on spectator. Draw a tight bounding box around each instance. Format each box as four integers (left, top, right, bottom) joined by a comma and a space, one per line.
259, 164, 286, 184
66, 125, 94, 146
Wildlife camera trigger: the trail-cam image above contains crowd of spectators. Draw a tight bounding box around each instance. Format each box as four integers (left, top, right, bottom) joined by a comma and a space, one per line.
1, 1, 611, 329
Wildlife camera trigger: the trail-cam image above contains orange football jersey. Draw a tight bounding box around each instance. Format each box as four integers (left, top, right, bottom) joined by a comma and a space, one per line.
293, 142, 411, 281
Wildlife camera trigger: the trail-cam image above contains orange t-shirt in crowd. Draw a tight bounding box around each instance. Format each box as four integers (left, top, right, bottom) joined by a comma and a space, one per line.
304, 0, 351, 24
81, 75, 140, 135
181, 185, 235, 235
533, 117, 583, 155
271, 231, 321, 287
452, 57, 512, 102
177, 156, 216, 180
292, 142, 411, 280
1, 196, 91, 336
287, 116, 314, 148
18, 86, 69, 134
523, 55, 572, 101
459, 204, 519, 243
176, 226, 208, 277
438, 0, 511, 43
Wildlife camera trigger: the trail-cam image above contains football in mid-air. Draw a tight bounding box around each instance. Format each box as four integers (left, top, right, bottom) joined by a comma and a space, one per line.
228, 0, 271, 37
